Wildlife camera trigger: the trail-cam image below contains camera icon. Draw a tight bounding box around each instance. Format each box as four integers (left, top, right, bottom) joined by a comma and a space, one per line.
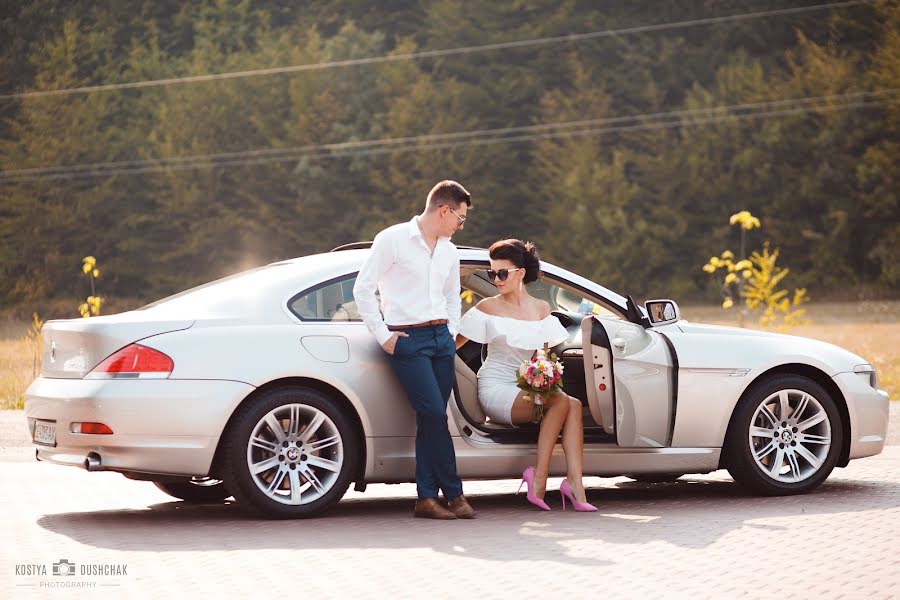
52, 559, 76, 576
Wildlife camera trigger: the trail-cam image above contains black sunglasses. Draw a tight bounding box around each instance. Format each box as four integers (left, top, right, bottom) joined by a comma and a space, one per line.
486, 268, 523, 282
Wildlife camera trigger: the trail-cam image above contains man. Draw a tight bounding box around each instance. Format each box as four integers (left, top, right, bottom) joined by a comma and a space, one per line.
353, 180, 475, 520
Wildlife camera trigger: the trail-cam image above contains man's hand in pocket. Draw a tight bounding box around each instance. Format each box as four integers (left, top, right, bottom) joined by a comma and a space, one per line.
383, 331, 410, 355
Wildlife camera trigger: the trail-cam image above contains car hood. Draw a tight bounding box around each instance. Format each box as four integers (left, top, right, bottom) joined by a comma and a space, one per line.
678, 322, 795, 339
670, 321, 868, 374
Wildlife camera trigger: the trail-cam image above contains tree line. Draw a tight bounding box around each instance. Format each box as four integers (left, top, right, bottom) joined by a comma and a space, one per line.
1, 0, 897, 317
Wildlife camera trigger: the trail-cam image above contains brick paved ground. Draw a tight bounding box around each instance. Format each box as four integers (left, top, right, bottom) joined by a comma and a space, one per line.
2, 406, 898, 599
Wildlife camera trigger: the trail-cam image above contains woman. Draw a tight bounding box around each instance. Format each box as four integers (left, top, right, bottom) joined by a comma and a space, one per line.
455, 239, 597, 512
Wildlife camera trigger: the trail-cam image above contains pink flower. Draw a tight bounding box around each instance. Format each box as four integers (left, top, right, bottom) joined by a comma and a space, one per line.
533, 374, 545, 388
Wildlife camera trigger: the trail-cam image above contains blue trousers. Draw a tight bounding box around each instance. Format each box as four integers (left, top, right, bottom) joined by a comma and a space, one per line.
387, 324, 464, 500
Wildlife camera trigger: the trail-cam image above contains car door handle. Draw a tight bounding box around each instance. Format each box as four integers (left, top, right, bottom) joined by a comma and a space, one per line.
612, 337, 627, 351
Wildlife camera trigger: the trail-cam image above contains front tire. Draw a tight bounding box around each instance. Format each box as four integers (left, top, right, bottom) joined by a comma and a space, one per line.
224, 386, 359, 519
724, 375, 842, 496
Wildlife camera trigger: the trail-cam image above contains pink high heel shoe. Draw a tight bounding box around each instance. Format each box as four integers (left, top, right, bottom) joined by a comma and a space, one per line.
517, 466, 551, 511
560, 479, 598, 512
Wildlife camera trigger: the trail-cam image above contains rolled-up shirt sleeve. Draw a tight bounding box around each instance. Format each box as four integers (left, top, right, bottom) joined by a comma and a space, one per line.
445, 249, 462, 337
353, 233, 394, 346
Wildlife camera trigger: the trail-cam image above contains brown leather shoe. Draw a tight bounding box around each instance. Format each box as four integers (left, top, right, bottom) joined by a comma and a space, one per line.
414, 498, 457, 520
447, 494, 476, 519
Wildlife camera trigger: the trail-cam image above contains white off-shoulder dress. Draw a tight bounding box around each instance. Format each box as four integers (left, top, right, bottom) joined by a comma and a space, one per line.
457, 306, 569, 425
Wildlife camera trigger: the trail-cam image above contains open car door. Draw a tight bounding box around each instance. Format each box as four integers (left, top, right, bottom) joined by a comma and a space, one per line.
581, 315, 677, 447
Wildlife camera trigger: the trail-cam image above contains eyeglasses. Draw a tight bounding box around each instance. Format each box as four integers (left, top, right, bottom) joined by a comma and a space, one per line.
448, 207, 467, 225
486, 268, 523, 282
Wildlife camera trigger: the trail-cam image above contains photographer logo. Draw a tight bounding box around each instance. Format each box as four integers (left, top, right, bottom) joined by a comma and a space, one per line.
15, 557, 129, 589
52, 559, 76, 576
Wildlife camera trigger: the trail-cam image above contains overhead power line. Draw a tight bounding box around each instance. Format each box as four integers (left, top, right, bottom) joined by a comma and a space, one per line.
0, 0, 869, 101
6, 89, 894, 177
2, 89, 895, 183
3, 88, 895, 179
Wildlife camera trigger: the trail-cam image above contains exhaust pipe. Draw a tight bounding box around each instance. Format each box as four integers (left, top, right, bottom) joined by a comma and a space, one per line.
84, 452, 102, 471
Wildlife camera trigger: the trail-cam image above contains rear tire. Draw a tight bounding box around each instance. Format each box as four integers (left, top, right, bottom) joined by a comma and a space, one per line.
224, 386, 359, 519
724, 375, 842, 496
153, 477, 232, 503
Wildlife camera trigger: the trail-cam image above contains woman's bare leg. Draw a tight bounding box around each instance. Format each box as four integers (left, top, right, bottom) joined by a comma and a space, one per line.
561, 396, 588, 502
511, 391, 569, 498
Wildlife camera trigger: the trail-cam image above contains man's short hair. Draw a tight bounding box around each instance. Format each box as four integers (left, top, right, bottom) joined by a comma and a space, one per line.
426, 180, 472, 210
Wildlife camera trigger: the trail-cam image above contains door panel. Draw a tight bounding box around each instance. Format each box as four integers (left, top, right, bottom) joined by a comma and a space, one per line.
583, 316, 676, 447
581, 318, 615, 434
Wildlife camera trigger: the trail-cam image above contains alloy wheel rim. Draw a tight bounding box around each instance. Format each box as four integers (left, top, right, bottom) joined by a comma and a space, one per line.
748, 388, 831, 483
246, 404, 344, 505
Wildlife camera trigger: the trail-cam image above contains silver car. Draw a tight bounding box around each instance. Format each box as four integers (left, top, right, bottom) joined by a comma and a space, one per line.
25, 246, 890, 518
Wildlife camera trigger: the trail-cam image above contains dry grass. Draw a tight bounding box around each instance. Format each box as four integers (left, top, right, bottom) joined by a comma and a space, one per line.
1, 337, 38, 410
1, 303, 896, 409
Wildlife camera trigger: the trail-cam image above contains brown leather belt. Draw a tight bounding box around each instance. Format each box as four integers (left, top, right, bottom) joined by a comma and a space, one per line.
388, 319, 449, 331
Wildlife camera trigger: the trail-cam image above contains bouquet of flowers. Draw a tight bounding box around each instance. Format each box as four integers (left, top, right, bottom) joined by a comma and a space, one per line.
516, 342, 565, 422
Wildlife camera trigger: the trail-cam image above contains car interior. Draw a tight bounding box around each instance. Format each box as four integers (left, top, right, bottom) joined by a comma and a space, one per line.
453, 264, 619, 444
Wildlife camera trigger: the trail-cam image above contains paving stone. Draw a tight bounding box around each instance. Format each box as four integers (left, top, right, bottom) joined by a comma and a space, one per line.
2, 408, 898, 599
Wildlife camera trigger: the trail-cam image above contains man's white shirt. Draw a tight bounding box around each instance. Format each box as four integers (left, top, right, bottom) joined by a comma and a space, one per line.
353, 216, 462, 346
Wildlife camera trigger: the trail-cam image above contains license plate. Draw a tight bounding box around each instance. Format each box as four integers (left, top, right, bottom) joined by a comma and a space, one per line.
33, 420, 57, 447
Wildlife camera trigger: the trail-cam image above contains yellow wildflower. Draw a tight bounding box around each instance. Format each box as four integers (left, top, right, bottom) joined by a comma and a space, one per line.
729, 210, 761, 230
722, 298, 734, 309
729, 211, 748, 225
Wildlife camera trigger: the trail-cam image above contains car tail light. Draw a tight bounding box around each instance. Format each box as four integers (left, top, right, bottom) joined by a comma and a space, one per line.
85, 344, 173, 379
71, 422, 114, 434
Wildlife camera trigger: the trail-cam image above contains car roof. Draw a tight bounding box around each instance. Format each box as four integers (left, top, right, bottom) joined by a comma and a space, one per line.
281, 247, 629, 313
141, 246, 629, 318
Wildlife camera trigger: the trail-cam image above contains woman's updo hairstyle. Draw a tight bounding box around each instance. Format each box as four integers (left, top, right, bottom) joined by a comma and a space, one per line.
488, 239, 541, 284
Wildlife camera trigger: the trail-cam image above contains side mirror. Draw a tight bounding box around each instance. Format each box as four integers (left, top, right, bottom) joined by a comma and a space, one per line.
645, 299, 680, 325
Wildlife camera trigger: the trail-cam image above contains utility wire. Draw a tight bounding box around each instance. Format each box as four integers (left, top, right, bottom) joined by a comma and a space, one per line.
3, 89, 896, 178
2, 91, 895, 183
0, 0, 869, 101
5, 89, 896, 178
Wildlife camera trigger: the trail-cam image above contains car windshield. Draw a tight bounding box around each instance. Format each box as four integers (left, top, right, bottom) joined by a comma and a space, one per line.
460, 267, 623, 319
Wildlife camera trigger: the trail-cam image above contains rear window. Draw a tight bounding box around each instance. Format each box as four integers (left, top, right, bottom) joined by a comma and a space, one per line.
288, 275, 363, 321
